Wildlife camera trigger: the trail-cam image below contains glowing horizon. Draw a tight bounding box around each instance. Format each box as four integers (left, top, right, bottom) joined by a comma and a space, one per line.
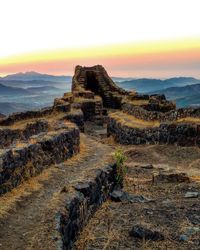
1, 38, 200, 78
1, 0, 200, 78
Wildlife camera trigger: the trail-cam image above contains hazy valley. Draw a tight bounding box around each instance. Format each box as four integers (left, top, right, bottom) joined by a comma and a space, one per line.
0, 72, 200, 115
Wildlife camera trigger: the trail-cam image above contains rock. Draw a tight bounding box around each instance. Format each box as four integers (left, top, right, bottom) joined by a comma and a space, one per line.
141, 164, 154, 169
110, 190, 124, 202
153, 172, 190, 183
179, 234, 188, 241
128, 194, 152, 203
184, 192, 199, 198
162, 199, 172, 205
179, 227, 200, 241
110, 190, 151, 203
129, 225, 164, 241
186, 227, 200, 235
186, 210, 200, 225
74, 182, 91, 197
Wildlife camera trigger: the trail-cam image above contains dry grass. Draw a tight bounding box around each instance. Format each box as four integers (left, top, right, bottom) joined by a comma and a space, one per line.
129, 99, 150, 106
2, 111, 66, 130
0, 139, 88, 219
74, 97, 95, 103
177, 117, 200, 124
0, 168, 53, 219
109, 111, 160, 128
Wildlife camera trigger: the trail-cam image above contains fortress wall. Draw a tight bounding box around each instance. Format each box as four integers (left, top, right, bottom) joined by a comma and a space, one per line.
0, 120, 49, 148
58, 164, 117, 250
122, 102, 200, 122
63, 109, 84, 132
0, 107, 54, 126
107, 116, 200, 146
0, 125, 80, 195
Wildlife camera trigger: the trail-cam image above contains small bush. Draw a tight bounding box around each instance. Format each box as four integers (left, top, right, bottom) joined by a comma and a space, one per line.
114, 149, 127, 185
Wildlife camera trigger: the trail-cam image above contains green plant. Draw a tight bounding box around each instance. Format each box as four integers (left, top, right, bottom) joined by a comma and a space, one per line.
114, 149, 127, 184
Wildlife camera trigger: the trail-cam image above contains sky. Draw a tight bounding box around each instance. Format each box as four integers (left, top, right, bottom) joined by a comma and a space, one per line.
0, 0, 200, 78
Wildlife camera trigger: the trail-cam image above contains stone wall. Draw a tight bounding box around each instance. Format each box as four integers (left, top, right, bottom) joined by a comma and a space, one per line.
107, 116, 200, 146
54, 103, 71, 113
122, 102, 200, 122
71, 97, 104, 121
58, 164, 117, 250
0, 124, 80, 195
0, 107, 53, 126
63, 109, 84, 132
127, 94, 176, 112
71, 65, 128, 109
0, 120, 49, 148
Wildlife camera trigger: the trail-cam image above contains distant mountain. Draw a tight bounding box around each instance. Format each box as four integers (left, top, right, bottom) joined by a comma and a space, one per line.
0, 102, 33, 115
0, 83, 31, 95
150, 83, 200, 108
0, 113, 5, 118
117, 77, 200, 93
112, 77, 135, 82
26, 86, 60, 93
152, 83, 200, 98
2, 71, 72, 83
0, 79, 69, 89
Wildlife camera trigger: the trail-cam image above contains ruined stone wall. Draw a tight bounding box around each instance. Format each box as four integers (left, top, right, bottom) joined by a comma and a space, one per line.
0, 120, 49, 148
0, 125, 80, 195
54, 103, 71, 113
58, 164, 117, 250
0, 107, 53, 126
63, 109, 84, 132
71, 65, 128, 109
107, 116, 200, 147
122, 102, 200, 122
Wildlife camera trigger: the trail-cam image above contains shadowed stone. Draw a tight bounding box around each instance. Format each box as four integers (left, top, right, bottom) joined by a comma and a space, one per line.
129, 225, 164, 241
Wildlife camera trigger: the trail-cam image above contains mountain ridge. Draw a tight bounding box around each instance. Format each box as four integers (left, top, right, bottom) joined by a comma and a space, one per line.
2, 71, 72, 82
118, 77, 200, 93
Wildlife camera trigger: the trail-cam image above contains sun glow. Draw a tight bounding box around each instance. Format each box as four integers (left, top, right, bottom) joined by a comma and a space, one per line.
0, 0, 200, 77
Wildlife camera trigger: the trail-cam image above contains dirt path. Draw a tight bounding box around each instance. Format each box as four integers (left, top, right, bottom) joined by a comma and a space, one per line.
0, 133, 116, 250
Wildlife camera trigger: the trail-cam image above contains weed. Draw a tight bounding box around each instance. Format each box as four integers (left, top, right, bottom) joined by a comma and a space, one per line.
114, 148, 127, 185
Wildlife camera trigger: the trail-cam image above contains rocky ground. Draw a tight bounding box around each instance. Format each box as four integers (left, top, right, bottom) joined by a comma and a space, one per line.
74, 142, 200, 250
0, 120, 200, 250
0, 130, 115, 250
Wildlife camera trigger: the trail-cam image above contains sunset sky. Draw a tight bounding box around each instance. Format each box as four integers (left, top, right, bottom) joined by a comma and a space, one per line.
0, 0, 200, 78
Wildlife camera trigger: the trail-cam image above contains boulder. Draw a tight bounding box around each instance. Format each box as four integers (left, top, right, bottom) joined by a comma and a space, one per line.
129, 225, 164, 241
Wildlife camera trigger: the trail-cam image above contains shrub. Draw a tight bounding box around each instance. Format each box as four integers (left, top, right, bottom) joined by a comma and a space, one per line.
114, 148, 127, 185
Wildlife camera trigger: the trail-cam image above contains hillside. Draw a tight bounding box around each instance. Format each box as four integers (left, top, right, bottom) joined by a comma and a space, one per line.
0, 65, 200, 250
0, 102, 33, 114
151, 83, 200, 107
3, 71, 72, 83
0, 113, 5, 118
26, 86, 61, 92
0, 83, 31, 95
0, 79, 69, 89
118, 77, 200, 93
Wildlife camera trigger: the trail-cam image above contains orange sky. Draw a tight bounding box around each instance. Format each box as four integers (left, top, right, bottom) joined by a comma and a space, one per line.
1, 39, 200, 78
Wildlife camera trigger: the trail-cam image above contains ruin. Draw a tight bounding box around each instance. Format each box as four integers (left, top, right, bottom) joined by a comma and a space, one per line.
0, 65, 200, 249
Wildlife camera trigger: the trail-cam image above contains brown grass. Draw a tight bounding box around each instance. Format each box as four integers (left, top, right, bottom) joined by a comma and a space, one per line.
0, 169, 53, 219
2, 111, 66, 130
129, 99, 150, 106
177, 117, 200, 124
0, 139, 88, 219
109, 111, 160, 128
